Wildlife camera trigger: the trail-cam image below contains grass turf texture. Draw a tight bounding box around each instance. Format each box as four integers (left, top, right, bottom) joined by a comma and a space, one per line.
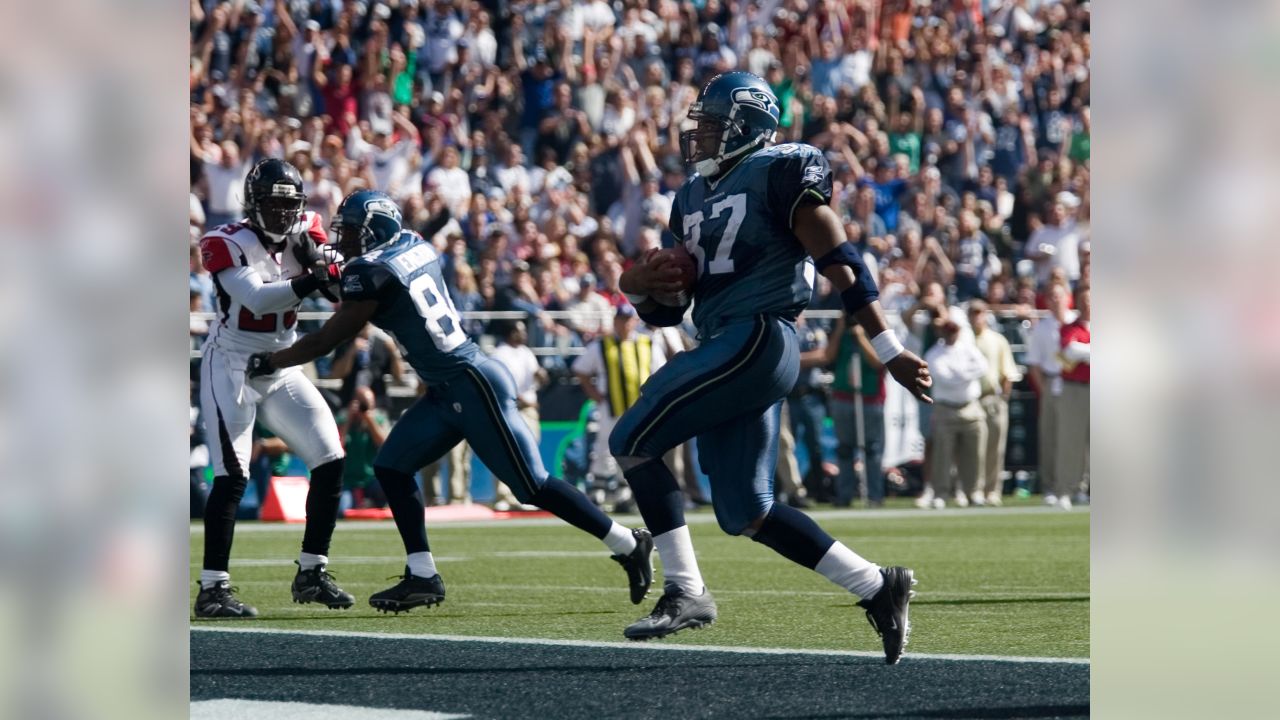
190, 504, 1088, 659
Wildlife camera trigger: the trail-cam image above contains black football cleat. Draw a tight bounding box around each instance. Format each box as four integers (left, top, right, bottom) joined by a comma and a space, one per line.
369, 567, 446, 614
611, 528, 655, 604
624, 583, 717, 640
858, 566, 917, 665
194, 580, 259, 619
291, 562, 355, 609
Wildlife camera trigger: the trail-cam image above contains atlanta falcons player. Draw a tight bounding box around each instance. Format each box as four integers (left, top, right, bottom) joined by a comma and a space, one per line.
194, 158, 352, 618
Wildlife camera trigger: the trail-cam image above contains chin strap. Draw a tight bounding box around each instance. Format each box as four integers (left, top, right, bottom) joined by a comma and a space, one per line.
698, 132, 770, 178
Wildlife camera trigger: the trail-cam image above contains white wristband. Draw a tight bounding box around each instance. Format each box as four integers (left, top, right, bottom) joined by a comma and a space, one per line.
870, 330, 905, 363
623, 291, 650, 305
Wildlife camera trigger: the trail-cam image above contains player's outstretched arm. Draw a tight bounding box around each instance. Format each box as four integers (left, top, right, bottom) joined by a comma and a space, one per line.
793, 203, 933, 403
248, 300, 379, 377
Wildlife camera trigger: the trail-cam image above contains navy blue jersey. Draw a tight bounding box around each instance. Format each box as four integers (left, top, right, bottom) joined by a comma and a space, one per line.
669, 143, 832, 336
340, 231, 481, 381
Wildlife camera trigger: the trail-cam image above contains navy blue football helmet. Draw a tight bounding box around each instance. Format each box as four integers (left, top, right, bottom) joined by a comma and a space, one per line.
680, 71, 781, 177
331, 190, 403, 260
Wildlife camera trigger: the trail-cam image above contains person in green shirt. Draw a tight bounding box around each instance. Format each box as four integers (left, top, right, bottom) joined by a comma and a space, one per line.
887, 88, 925, 174
1068, 108, 1090, 164
767, 63, 798, 134
888, 114, 922, 175
814, 316, 889, 508
335, 386, 391, 509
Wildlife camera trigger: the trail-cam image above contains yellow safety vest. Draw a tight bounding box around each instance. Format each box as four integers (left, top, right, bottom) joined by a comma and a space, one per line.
602, 335, 652, 418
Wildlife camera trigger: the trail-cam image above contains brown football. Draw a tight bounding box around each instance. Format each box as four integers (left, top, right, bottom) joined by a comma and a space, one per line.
652, 246, 698, 291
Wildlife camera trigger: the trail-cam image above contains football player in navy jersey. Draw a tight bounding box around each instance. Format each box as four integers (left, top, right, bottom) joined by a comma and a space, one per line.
247, 190, 655, 613
610, 72, 933, 664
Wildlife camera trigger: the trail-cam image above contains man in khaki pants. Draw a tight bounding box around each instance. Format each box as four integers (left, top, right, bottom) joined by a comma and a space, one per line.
1055, 286, 1090, 510
922, 320, 989, 509
969, 301, 1020, 506
1025, 284, 1076, 505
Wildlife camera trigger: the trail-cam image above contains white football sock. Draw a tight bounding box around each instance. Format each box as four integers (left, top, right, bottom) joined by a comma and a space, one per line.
408, 551, 438, 578
603, 522, 638, 555
200, 569, 230, 589
298, 552, 327, 571
815, 542, 884, 599
653, 525, 705, 595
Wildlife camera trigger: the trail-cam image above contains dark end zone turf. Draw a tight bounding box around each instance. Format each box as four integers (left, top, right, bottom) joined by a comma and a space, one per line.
191, 630, 1089, 719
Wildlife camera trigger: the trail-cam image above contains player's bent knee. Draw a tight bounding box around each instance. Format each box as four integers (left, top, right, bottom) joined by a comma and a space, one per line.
373, 465, 418, 498
506, 477, 543, 505
713, 500, 773, 537
713, 506, 751, 537
615, 455, 653, 472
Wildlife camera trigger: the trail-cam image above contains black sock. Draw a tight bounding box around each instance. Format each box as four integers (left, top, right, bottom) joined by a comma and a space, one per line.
301, 457, 345, 557
375, 466, 431, 554
529, 478, 612, 539
203, 474, 248, 572
749, 503, 836, 570
623, 458, 686, 537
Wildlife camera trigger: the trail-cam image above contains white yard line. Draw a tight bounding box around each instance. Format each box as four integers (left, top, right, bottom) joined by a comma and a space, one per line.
190, 699, 469, 720
192, 626, 1089, 665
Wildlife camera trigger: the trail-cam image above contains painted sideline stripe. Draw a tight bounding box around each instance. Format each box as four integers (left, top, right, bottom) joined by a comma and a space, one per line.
190, 699, 468, 720
192, 505, 1088, 534
192, 626, 1089, 665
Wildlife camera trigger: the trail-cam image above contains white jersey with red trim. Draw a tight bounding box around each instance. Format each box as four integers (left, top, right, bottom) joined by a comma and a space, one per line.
199, 211, 328, 353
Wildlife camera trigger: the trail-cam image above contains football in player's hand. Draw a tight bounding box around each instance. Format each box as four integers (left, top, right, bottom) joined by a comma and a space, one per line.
651, 246, 698, 292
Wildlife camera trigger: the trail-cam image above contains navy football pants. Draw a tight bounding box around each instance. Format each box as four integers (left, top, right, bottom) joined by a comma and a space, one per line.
375, 357, 546, 502
610, 315, 801, 534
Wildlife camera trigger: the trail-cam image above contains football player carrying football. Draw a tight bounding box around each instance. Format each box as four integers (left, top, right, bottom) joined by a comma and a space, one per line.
611, 72, 932, 664
195, 159, 353, 618
247, 190, 655, 614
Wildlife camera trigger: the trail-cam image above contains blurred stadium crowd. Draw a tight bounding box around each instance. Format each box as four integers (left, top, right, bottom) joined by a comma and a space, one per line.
189, 0, 1089, 512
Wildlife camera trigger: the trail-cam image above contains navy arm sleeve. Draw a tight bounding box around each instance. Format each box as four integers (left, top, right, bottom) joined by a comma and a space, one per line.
340, 260, 399, 304
637, 301, 689, 327
766, 145, 835, 230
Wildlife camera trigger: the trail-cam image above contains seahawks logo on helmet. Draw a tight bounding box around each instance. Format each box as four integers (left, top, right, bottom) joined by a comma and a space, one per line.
364, 197, 401, 221
732, 88, 778, 115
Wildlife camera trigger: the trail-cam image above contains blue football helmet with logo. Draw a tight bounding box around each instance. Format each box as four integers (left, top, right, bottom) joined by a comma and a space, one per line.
331, 190, 403, 260
680, 71, 781, 177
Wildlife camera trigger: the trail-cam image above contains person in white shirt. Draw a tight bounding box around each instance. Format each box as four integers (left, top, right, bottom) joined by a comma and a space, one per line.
425, 145, 472, 218
922, 320, 990, 509
487, 320, 549, 510
565, 274, 614, 339
200, 140, 254, 229
1023, 283, 1077, 505
1026, 193, 1083, 286
346, 113, 422, 201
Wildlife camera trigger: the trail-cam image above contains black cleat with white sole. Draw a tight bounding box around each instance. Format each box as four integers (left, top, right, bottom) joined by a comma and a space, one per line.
291, 562, 355, 609
624, 583, 717, 640
369, 567, 446, 614
858, 566, 917, 665
194, 580, 259, 619
611, 528, 655, 604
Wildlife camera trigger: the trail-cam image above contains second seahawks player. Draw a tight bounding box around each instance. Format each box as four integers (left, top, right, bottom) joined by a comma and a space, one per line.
248, 190, 654, 613
610, 72, 933, 663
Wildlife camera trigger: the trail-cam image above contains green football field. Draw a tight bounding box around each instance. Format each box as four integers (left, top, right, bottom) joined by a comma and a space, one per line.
190, 502, 1088, 660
